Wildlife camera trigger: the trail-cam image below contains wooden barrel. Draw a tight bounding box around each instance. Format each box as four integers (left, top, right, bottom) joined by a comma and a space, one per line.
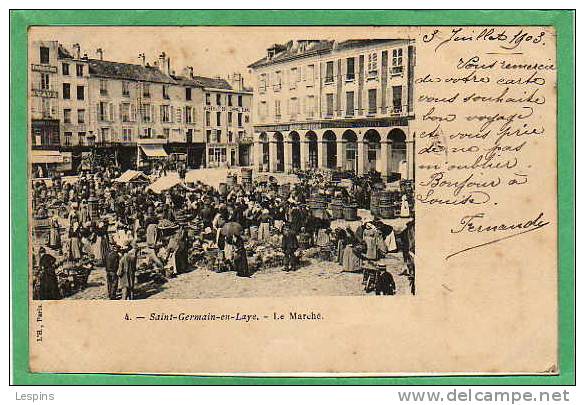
226, 175, 236, 186
241, 167, 253, 184
218, 182, 228, 195
378, 191, 394, 219
329, 197, 344, 219
88, 198, 99, 220
343, 203, 358, 221
309, 195, 328, 219
370, 191, 380, 216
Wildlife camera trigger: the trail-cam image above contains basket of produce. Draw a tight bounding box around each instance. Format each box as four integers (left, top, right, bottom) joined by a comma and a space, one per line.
158, 218, 179, 236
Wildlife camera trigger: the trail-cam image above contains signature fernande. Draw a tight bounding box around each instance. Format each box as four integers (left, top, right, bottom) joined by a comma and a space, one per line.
446, 212, 550, 260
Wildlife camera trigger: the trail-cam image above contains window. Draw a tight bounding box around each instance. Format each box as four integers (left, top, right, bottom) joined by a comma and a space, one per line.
142, 104, 151, 123
77, 109, 85, 124
392, 86, 402, 113
227, 112, 233, 125
100, 80, 108, 95
346, 91, 355, 116
142, 128, 152, 138
163, 85, 170, 100
76, 64, 84, 77
289, 97, 299, 117
122, 81, 130, 96
326, 93, 334, 117
184, 106, 193, 124
216, 130, 222, 143
206, 130, 212, 143
98, 102, 108, 121
216, 111, 221, 126
63, 109, 71, 124
205, 93, 211, 105
64, 132, 72, 146
259, 74, 268, 92
392, 48, 404, 75
306, 64, 315, 85
121, 103, 131, 122
237, 113, 243, 127
228, 95, 232, 106
99, 128, 108, 143
76, 85, 84, 100
216, 93, 222, 105
290, 67, 299, 88
274, 71, 282, 90
274, 100, 281, 119
368, 89, 377, 114
238, 95, 243, 107
62, 83, 70, 99
41, 99, 51, 119
346, 57, 355, 80
40, 73, 50, 90
305, 95, 315, 118
40, 47, 50, 64
62, 63, 69, 76
259, 101, 267, 120
163, 128, 170, 139
122, 128, 132, 142
367, 53, 378, 76
185, 87, 192, 101
161, 105, 171, 123
325, 61, 334, 83
78, 132, 86, 146
205, 111, 211, 126
143, 83, 150, 98
228, 131, 233, 143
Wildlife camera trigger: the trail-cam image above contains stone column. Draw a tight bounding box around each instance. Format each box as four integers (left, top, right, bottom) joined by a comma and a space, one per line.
406, 139, 415, 180
300, 140, 309, 170
284, 140, 293, 173
269, 140, 278, 172
337, 139, 345, 170
254, 139, 263, 170
319, 140, 329, 169
357, 141, 365, 176
380, 140, 390, 182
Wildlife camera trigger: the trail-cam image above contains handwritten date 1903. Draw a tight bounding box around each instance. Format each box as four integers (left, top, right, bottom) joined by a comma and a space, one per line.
423, 28, 545, 52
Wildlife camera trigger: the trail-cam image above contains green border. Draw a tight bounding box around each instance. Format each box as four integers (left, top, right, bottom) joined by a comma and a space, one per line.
10, 9, 575, 386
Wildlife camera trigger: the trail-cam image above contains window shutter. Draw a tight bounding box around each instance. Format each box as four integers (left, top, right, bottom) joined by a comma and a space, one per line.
96, 103, 100, 120
119, 103, 123, 121
109, 103, 114, 122
130, 104, 136, 122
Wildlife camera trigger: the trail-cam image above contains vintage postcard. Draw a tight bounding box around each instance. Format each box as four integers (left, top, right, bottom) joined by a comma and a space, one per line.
26, 24, 559, 375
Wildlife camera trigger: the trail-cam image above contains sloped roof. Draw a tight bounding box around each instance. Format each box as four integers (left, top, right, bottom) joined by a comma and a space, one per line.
88, 59, 176, 84
58, 45, 73, 59
172, 74, 232, 90
248, 40, 333, 69
248, 39, 409, 69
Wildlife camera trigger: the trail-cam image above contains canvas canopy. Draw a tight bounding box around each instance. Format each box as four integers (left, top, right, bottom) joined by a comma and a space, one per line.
30, 150, 64, 164
140, 144, 168, 158
147, 175, 182, 194
114, 170, 149, 184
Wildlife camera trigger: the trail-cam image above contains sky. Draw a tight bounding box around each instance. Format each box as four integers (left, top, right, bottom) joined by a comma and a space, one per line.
30, 26, 415, 84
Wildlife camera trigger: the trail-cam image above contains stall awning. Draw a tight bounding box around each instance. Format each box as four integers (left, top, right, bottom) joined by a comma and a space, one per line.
140, 144, 168, 158
114, 170, 150, 184
147, 175, 182, 194
30, 150, 64, 164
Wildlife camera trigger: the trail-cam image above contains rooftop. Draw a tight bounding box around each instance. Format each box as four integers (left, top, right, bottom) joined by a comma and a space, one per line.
248, 39, 410, 69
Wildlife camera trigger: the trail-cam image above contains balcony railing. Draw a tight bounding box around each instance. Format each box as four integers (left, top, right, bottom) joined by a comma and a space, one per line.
391, 66, 404, 76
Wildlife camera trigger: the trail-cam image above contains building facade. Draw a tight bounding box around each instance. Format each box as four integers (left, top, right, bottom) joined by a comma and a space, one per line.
29, 41, 254, 175
248, 39, 415, 181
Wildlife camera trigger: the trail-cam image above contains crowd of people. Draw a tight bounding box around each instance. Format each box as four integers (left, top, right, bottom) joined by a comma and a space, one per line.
31, 163, 415, 300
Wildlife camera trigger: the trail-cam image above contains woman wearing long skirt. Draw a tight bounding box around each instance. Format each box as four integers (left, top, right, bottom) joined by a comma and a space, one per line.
228, 235, 249, 277
93, 221, 109, 266
48, 214, 61, 250
69, 222, 82, 260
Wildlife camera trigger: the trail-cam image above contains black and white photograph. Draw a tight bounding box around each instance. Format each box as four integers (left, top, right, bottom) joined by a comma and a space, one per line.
29, 29, 416, 301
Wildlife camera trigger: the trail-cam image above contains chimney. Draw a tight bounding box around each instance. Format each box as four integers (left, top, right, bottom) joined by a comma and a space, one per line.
184, 66, 194, 79
230, 72, 244, 91
158, 52, 170, 75
138, 53, 146, 66
72, 43, 81, 59
96, 48, 104, 60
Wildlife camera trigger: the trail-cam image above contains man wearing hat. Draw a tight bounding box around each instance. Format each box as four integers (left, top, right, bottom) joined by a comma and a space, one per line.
104, 244, 119, 300
117, 241, 137, 300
